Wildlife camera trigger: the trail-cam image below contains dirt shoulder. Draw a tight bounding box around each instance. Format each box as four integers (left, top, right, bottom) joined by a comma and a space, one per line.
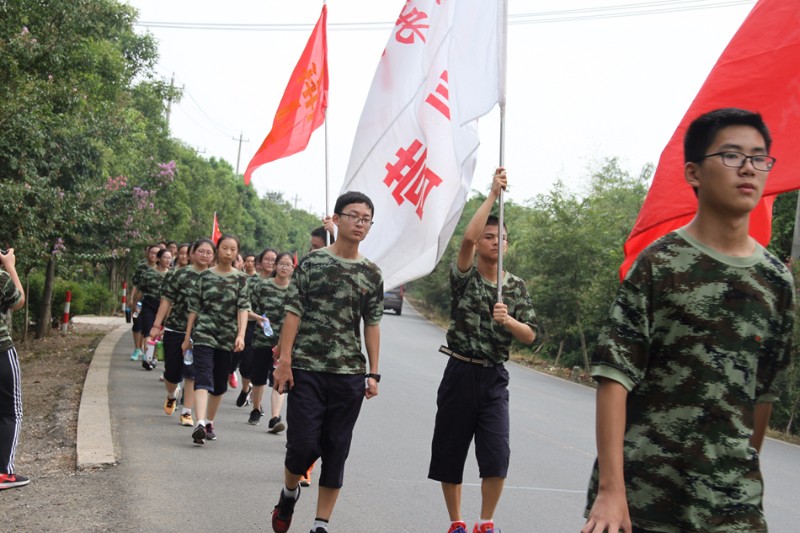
2, 321, 131, 532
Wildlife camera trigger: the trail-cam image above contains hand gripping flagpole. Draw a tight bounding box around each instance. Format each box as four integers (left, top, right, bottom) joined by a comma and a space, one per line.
496, 0, 508, 304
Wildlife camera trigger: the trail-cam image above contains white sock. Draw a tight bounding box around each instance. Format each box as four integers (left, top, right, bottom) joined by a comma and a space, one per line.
283, 485, 299, 499
181, 408, 191, 415
312, 518, 328, 531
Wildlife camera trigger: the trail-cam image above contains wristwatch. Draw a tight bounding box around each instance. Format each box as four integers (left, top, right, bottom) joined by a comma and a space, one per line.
365, 373, 381, 382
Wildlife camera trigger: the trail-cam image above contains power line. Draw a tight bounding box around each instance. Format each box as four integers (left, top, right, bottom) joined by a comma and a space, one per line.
134, 0, 755, 32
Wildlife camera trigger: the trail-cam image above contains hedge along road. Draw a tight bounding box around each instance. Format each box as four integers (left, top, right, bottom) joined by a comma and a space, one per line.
99, 305, 799, 532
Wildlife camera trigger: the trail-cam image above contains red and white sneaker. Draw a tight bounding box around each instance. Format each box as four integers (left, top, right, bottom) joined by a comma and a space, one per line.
0, 473, 30, 490
447, 521, 467, 533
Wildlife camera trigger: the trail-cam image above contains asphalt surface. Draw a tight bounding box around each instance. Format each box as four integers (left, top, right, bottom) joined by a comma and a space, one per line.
77, 309, 800, 532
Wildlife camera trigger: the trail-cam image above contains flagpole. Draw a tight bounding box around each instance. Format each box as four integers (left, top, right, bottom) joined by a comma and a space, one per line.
212, 212, 216, 241
323, 0, 330, 246
496, 0, 508, 304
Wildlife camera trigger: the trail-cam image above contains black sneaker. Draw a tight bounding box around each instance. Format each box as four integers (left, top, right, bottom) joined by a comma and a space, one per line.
310, 528, 327, 533
248, 409, 263, 425
0, 473, 30, 490
192, 424, 206, 445
205, 422, 217, 440
271, 487, 300, 533
236, 385, 252, 407
268, 416, 286, 434
142, 359, 154, 371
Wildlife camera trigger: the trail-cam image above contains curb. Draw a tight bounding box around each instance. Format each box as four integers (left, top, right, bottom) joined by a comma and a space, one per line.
76, 323, 128, 469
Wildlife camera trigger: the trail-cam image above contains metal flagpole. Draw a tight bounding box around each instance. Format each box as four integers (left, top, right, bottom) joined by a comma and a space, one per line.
323, 0, 330, 246
496, 0, 508, 303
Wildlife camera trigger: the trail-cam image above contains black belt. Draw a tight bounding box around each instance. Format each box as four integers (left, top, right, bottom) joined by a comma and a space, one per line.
439, 345, 498, 367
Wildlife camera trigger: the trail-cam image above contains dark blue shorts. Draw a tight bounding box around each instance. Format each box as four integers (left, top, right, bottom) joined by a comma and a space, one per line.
428, 357, 510, 483
192, 344, 232, 396
285, 369, 365, 489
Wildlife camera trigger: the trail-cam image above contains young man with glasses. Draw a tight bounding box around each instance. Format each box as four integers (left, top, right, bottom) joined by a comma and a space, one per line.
582, 108, 794, 533
271, 191, 383, 533
429, 169, 538, 533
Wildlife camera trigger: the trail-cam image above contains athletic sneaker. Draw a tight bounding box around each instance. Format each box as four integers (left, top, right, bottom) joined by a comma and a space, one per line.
164, 396, 177, 416
192, 424, 206, 445
0, 473, 30, 490
142, 359, 154, 371
473, 523, 500, 533
248, 409, 263, 425
229, 372, 239, 389
235, 386, 251, 407
179, 412, 194, 427
310, 528, 328, 533
205, 422, 217, 441
447, 522, 467, 533
271, 487, 300, 533
130, 348, 142, 361
268, 416, 286, 434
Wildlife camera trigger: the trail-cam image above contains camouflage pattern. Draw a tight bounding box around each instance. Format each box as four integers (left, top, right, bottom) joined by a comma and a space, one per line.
188, 268, 251, 351
585, 229, 795, 533
131, 260, 148, 289
285, 248, 383, 374
0, 271, 23, 351
445, 263, 538, 364
135, 265, 166, 300
161, 265, 204, 333
249, 276, 291, 348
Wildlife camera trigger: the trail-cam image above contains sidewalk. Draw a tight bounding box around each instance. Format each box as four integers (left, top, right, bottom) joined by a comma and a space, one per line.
73, 315, 128, 469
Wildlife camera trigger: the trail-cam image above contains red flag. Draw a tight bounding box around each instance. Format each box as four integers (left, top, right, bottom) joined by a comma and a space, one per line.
211, 212, 222, 245
243, 5, 328, 185
293, 251, 298, 267
620, 0, 800, 280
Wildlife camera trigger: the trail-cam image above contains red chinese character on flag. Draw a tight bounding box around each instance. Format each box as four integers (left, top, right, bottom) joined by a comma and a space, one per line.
395, 6, 429, 44
383, 140, 443, 219
301, 62, 323, 114
425, 70, 450, 119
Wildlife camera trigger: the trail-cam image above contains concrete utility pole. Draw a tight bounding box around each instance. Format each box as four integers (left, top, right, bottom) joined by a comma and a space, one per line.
292, 194, 300, 209
165, 73, 175, 129
233, 132, 249, 177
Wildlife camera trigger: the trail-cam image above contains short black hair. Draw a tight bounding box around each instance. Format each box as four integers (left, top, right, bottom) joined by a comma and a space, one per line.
310, 226, 327, 240
334, 191, 374, 218
485, 214, 507, 231
684, 108, 772, 164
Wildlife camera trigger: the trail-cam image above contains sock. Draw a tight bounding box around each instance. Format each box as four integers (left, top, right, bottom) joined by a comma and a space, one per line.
181, 407, 191, 415
207, 419, 213, 426
476, 519, 493, 530
198, 420, 206, 427
168, 392, 177, 400
313, 518, 329, 531
283, 485, 299, 499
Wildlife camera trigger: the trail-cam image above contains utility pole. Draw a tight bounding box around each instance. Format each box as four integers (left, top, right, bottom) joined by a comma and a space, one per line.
165, 73, 175, 129
292, 194, 301, 209
233, 132, 250, 177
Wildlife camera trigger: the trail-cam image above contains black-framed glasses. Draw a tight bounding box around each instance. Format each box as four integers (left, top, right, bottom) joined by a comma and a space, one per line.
276, 262, 293, 269
339, 212, 374, 227
696, 151, 776, 172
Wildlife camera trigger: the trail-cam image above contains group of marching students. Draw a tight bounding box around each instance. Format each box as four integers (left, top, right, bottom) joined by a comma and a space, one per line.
127, 222, 334, 486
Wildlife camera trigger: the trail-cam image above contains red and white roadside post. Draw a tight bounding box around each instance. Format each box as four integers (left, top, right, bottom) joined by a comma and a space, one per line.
121, 281, 127, 314
61, 290, 72, 335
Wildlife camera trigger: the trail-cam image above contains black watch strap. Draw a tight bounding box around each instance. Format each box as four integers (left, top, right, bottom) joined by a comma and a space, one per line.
365, 373, 381, 382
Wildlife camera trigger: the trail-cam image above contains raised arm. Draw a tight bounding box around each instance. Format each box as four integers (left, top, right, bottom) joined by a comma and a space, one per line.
457, 168, 507, 273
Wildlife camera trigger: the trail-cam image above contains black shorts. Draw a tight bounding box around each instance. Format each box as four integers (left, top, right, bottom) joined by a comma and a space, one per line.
428, 357, 510, 483
131, 314, 142, 333
162, 330, 194, 384
192, 344, 232, 396
250, 345, 275, 387
285, 369, 365, 489
231, 321, 257, 376
138, 297, 159, 337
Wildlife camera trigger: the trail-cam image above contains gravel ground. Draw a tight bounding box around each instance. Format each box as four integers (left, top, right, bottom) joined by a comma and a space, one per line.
2, 322, 132, 532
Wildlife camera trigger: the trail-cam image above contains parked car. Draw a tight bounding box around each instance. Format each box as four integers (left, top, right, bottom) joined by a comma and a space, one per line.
383, 285, 405, 315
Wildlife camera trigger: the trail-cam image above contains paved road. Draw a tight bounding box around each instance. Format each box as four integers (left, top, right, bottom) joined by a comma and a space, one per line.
105, 306, 800, 532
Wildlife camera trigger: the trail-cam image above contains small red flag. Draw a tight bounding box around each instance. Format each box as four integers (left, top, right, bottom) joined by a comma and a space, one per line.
620, 0, 800, 280
293, 251, 298, 267
243, 5, 328, 185
211, 212, 222, 245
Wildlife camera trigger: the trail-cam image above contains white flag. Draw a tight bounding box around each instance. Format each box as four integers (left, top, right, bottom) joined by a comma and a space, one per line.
341, 0, 507, 290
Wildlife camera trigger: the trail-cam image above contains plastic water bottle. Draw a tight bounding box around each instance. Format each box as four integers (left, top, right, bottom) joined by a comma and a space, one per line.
145, 339, 157, 362
132, 301, 142, 318
183, 340, 193, 366
261, 315, 273, 337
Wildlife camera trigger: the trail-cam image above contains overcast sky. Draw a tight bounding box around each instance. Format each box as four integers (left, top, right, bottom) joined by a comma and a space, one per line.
127, 0, 756, 215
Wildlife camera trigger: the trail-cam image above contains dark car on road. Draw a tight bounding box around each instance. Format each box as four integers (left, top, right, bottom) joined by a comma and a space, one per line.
383, 285, 404, 315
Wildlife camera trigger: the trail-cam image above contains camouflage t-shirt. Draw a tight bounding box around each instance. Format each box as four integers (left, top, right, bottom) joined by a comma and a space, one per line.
285, 248, 383, 374
250, 276, 291, 348
136, 265, 166, 301
161, 265, 204, 333
188, 268, 251, 351
445, 263, 538, 364
585, 229, 795, 533
131, 260, 148, 289
0, 271, 23, 351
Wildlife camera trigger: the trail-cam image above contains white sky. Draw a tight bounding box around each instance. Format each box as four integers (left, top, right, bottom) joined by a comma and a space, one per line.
127, 0, 756, 216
